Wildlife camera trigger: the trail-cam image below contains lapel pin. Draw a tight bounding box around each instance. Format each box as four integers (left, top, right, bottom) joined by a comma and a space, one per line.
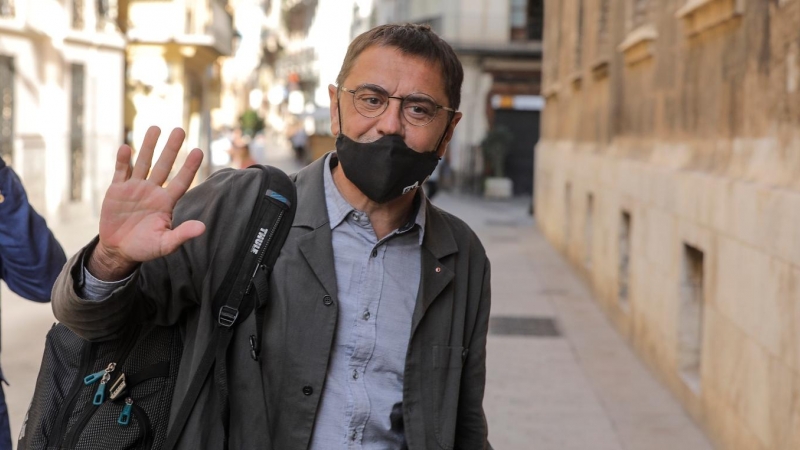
435, 267, 441, 273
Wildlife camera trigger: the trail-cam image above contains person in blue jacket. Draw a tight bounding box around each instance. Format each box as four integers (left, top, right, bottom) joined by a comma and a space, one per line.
0, 156, 66, 449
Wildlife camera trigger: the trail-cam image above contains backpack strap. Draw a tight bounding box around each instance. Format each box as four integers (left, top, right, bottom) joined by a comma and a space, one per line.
163, 165, 296, 450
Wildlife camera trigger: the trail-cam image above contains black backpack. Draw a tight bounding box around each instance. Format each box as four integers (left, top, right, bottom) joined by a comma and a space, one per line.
18, 323, 182, 450
18, 165, 297, 450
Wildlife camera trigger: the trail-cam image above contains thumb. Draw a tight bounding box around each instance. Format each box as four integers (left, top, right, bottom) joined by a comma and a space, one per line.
161, 220, 206, 255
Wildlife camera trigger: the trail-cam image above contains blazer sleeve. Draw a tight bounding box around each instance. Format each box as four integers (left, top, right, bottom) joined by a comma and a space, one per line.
0, 162, 67, 302
52, 168, 264, 341
454, 257, 492, 449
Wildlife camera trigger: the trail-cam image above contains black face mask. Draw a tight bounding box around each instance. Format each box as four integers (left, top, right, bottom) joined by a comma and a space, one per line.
335, 133, 440, 204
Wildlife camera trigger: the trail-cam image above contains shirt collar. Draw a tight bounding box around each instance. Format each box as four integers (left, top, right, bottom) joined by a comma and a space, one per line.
322, 152, 427, 245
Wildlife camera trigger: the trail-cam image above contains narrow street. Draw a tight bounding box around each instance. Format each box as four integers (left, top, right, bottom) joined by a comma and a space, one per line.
433, 193, 713, 450
2, 146, 713, 449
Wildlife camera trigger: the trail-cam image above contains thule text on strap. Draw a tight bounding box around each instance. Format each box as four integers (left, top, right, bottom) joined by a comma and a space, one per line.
251, 228, 269, 254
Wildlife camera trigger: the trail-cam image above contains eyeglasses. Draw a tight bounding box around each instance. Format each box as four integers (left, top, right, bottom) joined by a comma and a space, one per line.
339, 84, 455, 127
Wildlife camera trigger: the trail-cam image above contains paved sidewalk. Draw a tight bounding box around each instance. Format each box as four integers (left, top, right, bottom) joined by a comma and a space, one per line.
431, 193, 713, 450
1, 148, 714, 448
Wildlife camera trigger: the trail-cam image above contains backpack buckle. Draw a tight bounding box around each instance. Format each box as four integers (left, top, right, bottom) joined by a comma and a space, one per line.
218, 306, 239, 328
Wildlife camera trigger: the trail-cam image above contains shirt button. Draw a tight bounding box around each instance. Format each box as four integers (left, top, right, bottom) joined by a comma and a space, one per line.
371, 248, 378, 258
352, 370, 359, 380
322, 295, 333, 306
302, 386, 313, 396
362, 311, 370, 321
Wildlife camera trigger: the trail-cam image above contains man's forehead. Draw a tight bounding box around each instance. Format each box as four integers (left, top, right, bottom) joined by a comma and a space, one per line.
344, 45, 448, 101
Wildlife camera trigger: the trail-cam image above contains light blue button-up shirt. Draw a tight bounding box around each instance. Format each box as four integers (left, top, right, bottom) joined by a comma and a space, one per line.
308, 153, 425, 449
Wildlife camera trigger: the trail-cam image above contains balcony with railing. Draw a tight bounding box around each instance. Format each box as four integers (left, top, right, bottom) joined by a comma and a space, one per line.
126, 0, 233, 56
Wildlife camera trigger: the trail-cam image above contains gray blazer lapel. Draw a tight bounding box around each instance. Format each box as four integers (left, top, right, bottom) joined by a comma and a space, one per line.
297, 228, 338, 301
411, 204, 459, 335
292, 153, 339, 301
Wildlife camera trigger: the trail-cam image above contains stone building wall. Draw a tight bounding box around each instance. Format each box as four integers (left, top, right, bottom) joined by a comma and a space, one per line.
0, 2, 125, 222
538, 1, 800, 449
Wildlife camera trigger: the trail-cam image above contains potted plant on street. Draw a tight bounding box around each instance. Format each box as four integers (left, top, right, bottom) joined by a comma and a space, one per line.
238, 109, 266, 137
481, 125, 514, 198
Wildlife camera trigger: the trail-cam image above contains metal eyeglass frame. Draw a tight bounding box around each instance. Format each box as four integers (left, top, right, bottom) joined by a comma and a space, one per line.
339, 85, 456, 127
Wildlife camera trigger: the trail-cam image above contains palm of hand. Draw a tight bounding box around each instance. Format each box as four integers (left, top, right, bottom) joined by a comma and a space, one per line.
93, 127, 206, 275
100, 179, 179, 263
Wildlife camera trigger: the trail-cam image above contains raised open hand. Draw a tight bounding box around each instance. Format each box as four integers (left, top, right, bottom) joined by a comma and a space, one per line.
88, 126, 206, 280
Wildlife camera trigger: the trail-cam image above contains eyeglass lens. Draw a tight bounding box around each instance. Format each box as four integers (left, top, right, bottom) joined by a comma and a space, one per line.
352, 85, 440, 126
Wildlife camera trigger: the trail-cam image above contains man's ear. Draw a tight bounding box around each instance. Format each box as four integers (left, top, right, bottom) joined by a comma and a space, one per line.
436, 111, 462, 158
328, 84, 340, 136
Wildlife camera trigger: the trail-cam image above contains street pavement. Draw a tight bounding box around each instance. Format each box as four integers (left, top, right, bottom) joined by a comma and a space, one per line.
0, 142, 714, 449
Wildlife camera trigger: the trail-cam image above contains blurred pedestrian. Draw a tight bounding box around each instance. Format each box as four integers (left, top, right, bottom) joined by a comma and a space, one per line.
289, 126, 308, 163
424, 160, 442, 200
229, 140, 256, 169
209, 127, 233, 172
0, 156, 66, 450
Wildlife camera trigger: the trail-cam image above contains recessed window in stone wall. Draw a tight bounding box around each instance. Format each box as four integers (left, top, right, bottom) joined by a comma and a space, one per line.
678, 244, 705, 394
585, 193, 594, 269
574, 0, 585, 72
632, 0, 649, 28
617, 0, 657, 66
618, 211, 632, 311
618, 24, 657, 66
598, 0, 610, 48
72, 0, 84, 30
0, 0, 14, 18
593, 0, 611, 78
676, 0, 744, 37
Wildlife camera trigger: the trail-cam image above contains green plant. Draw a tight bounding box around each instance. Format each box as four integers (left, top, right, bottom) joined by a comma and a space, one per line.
238, 109, 266, 137
481, 125, 514, 178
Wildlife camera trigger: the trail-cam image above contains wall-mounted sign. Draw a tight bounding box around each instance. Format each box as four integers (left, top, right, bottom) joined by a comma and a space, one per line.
491, 95, 545, 111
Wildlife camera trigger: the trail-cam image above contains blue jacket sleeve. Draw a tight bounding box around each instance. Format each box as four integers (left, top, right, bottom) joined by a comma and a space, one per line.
0, 157, 67, 302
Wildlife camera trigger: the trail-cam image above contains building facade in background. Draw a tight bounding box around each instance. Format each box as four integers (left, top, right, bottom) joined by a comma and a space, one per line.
216, 0, 278, 131
273, 0, 365, 137
374, 0, 543, 195
0, 0, 125, 221
119, 0, 233, 179
539, 1, 800, 449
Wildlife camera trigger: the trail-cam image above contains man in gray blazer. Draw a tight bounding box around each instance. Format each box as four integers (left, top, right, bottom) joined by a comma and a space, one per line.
52, 23, 491, 449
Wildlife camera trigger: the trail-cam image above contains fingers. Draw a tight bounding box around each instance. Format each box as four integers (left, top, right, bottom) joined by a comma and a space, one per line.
149, 128, 187, 186
131, 126, 161, 179
161, 220, 206, 254
165, 148, 204, 203
112, 145, 133, 184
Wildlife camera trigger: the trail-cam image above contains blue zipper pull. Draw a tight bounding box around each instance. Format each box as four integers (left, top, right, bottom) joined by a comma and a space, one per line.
93, 372, 111, 405
117, 398, 133, 426
84, 363, 117, 385
83, 370, 105, 385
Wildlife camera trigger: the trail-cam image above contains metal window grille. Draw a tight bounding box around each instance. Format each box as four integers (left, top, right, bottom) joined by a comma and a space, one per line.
0, 0, 14, 18
96, 0, 118, 30
69, 64, 85, 201
72, 0, 84, 29
598, 0, 610, 47
511, 0, 544, 41
528, 0, 544, 40
632, 0, 648, 28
